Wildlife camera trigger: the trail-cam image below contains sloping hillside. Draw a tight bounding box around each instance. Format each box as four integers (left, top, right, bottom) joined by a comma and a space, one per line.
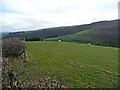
47, 29, 118, 47
3, 25, 87, 39
47, 30, 98, 43
3, 20, 119, 47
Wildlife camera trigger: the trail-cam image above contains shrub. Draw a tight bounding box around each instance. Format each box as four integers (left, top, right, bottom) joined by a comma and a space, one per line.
25, 37, 41, 41
2, 38, 26, 58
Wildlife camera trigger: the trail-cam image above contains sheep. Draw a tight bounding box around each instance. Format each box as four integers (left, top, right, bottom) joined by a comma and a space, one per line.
58, 40, 62, 42
88, 43, 91, 46
43, 39, 46, 41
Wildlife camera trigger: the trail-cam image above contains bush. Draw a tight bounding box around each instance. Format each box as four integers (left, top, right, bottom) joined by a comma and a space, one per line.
2, 38, 65, 89
25, 37, 41, 41
2, 38, 26, 58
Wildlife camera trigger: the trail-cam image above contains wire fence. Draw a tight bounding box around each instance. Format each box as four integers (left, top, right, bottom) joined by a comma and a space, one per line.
1, 52, 65, 89
1, 38, 65, 89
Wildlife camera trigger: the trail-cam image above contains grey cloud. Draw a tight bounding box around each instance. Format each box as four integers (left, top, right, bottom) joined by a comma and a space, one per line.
1, 0, 118, 32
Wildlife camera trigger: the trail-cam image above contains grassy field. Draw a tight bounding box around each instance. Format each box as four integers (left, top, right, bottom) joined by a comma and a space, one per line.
24, 41, 119, 88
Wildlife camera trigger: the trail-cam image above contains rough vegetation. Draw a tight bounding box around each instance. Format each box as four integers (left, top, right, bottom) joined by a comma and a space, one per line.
2, 59, 64, 89
2, 38, 26, 57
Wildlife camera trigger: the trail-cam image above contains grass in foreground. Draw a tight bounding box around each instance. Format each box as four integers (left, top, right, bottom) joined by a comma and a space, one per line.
24, 41, 119, 88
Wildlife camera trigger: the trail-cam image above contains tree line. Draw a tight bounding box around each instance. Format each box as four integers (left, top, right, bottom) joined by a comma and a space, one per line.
25, 37, 45, 41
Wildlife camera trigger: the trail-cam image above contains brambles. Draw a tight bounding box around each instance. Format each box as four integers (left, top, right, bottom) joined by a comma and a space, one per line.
2, 38, 26, 88
2, 60, 65, 89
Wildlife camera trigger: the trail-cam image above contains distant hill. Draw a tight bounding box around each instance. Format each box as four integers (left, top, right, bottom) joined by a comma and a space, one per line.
0, 32, 9, 41
47, 29, 118, 47
3, 26, 87, 39
3, 19, 119, 47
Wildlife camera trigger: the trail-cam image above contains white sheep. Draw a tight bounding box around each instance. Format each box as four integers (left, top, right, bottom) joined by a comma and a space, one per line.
58, 40, 62, 42
43, 39, 46, 41
88, 43, 91, 46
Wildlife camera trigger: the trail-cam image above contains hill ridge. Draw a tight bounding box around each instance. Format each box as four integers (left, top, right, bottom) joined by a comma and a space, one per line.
3, 19, 119, 47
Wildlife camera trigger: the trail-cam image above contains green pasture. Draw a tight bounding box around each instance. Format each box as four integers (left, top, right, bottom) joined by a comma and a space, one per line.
24, 41, 119, 88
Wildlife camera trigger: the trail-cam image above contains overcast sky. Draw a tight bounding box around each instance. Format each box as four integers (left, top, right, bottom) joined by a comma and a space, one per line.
0, 0, 119, 32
